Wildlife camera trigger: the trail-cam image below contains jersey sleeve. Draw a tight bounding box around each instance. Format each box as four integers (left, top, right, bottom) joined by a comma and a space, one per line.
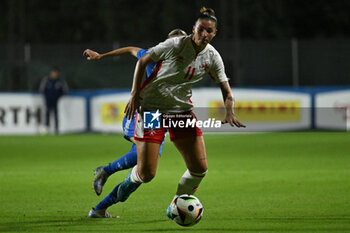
148, 38, 177, 62
208, 50, 229, 83
137, 49, 148, 60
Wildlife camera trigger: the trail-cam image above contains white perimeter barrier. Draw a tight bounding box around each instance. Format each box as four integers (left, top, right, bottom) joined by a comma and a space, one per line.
4, 88, 348, 135
0, 94, 86, 135
315, 89, 350, 130
90, 92, 130, 133
191, 88, 311, 132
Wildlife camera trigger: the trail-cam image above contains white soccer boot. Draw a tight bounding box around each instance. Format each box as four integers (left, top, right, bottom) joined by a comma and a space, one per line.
88, 208, 119, 218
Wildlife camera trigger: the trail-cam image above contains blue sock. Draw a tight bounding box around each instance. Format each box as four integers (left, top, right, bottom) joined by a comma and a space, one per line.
94, 184, 120, 210
94, 170, 141, 210
104, 144, 138, 175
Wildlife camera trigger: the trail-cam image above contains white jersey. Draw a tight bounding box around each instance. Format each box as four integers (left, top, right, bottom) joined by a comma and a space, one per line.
140, 35, 228, 113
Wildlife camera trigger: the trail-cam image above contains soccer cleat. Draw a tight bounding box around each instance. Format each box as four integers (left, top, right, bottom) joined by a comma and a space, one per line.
93, 166, 110, 196
88, 208, 119, 218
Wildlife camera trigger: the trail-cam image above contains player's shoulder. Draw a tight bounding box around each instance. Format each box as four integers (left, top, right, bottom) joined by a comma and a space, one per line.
166, 35, 189, 48
205, 44, 223, 61
206, 43, 220, 55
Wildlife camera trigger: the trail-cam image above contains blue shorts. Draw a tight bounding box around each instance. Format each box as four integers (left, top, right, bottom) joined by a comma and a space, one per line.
122, 115, 165, 155
122, 114, 136, 142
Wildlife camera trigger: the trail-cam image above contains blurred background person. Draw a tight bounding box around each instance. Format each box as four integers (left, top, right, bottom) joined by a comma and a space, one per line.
39, 67, 68, 134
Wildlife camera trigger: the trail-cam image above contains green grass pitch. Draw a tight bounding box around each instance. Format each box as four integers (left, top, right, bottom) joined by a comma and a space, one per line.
0, 132, 350, 233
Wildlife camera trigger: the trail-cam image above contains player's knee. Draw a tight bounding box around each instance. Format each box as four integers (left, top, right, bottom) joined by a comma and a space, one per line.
190, 163, 208, 175
139, 169, 156, 183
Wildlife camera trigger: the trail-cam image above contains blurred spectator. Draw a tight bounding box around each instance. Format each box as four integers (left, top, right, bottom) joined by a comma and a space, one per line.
39, 67, 68, 134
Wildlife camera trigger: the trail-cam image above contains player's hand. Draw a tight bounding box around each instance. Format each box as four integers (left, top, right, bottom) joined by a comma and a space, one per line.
83, 49, 101, 60
222, 113, 246, 128
124, 95, 141, 120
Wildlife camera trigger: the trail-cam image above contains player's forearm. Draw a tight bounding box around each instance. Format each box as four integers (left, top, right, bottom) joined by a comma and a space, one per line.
130, 60, 147, 97
130, 54, 154, 97
224, 94, 235, 116
220, 82, 235, 116
100, 47, 140, 59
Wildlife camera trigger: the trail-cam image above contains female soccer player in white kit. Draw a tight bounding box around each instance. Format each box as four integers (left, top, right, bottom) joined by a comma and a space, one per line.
89, 7, 245, 218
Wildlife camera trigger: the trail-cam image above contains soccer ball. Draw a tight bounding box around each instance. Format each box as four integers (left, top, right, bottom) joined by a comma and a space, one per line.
168, 194, 204, 227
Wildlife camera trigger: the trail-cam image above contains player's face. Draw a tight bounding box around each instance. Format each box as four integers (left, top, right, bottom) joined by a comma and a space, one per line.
192, 19, 217, 48
50, 70, 59, 79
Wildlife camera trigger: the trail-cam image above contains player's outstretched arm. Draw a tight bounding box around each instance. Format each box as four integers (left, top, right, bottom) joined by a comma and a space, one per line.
83, 47, 141, 60
124, 53, 155, 119
220, 81, 246, 128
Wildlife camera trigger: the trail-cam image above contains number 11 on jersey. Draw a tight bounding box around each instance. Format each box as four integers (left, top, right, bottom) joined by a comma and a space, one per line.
184, 66, 196, 80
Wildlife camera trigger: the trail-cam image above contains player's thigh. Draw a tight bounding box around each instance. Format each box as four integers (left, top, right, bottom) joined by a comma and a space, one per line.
173, 136, 207, 173
135, 140, 161, 181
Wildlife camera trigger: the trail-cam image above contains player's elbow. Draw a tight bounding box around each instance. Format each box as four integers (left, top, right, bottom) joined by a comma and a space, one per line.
137, 56, 148, 68
138, 53, 154, 69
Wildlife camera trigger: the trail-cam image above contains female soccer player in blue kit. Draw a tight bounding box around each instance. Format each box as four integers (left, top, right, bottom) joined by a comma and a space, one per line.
83, 29, 187, 197
88, 7, 245, 218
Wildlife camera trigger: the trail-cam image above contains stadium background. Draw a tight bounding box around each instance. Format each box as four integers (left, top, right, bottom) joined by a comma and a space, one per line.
1, 1, 350, 233
1, 0, 350, 90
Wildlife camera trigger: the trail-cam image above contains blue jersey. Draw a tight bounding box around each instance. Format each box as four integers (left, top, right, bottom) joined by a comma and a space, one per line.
137, 49, 155, 79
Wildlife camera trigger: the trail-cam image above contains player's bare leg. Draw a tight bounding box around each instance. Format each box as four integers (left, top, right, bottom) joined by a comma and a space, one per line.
173, 135, 207, 174
135, 140, 161, 183
167, 135, 207, 218
112, 140, 160, 203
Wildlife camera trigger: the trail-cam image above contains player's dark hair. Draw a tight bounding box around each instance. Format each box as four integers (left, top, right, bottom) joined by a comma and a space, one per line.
51, 66, 60, 72
168, 29, 187, 38
197, 7, 217, 27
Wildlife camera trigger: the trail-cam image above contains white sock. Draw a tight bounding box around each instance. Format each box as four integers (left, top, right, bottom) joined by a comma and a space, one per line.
130, 165, 143, 183
175, 169, 207, 196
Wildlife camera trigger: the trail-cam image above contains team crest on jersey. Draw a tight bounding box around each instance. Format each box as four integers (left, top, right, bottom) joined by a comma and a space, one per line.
201, 64, 209, 71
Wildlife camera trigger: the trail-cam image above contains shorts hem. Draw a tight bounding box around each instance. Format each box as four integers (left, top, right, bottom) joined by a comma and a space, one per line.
134, 137, 164, 145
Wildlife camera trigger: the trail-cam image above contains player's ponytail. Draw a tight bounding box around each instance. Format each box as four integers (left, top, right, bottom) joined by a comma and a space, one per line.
197, 7, 217, 26
200, 7, 216, 17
